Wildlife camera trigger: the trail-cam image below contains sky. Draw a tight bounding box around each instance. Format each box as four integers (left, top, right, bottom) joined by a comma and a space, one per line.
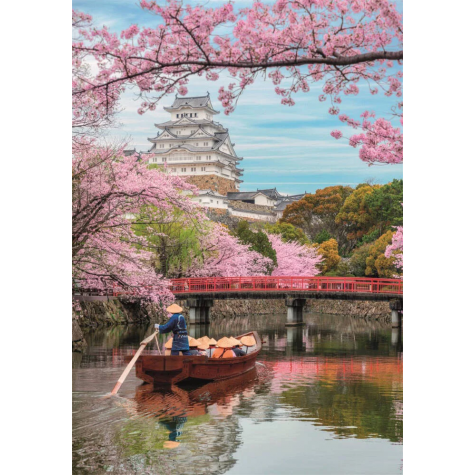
73, 0, 403, 195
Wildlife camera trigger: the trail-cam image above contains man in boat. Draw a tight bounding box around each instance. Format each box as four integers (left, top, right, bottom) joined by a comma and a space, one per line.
155, 304, 192, 356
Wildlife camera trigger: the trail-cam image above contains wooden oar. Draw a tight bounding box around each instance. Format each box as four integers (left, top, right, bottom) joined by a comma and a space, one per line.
154, 333, 161, 355
108, 331, 158, 396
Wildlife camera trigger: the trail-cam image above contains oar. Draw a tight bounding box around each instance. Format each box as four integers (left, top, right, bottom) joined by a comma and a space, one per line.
154, 333, 161, 355
107, 331, 158, 397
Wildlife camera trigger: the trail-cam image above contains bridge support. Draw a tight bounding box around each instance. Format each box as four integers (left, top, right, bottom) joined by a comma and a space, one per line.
285, 298, 306, 326
186, 298, 213, 325
389, 299, 403, 328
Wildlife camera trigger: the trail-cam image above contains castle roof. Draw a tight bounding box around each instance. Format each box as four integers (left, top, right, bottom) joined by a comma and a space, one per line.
154, 118, 226, 129
148, 143, 242, 161
197, 189, 228, 199
257, 188, 283, 200
164, 94, 219, 114
227, 191, 261, 201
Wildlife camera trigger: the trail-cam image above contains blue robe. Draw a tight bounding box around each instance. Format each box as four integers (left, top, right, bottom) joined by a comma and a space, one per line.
159, 313, 190, 351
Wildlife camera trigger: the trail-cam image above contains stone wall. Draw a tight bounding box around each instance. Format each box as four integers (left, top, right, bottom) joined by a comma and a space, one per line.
184, 175, 237, 195
74, 299, 166, 329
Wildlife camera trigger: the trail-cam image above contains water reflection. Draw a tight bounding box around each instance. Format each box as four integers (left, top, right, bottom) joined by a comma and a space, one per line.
73, 313, 402, 474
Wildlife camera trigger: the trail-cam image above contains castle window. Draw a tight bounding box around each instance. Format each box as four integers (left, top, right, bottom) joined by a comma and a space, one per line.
176, 114, 179, 118
181, 168, 186, 172
195, 143, 199, 146
162, 158, 167, 162
159, 144, 164, 148
169, 144, 172, 147
171, 168, 176, 172
191, 167, 196, 172
210, 200, 213, 203
201, 167, 206, 171
204, 142, 209, 146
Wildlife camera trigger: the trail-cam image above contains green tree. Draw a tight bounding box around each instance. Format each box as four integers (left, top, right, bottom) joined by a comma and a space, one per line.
364, 179, 403, 236
133, 207, 205, 277
365, 230, 400, 278
314, 229, 333, 244
265, 222, 309, 245
349, 243, 372, 277
234, 220, 277, 274
335, 184, 380, 242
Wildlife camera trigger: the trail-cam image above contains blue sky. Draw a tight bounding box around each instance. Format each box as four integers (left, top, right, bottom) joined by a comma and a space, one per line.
74, 0, 403, 195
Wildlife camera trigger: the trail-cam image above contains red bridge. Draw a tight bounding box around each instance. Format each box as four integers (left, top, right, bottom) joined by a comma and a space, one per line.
170, 276, 402, 296
168, 276, 403, 327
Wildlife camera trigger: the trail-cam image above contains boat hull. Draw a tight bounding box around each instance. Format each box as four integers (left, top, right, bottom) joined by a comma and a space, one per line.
128, 331, 261, 386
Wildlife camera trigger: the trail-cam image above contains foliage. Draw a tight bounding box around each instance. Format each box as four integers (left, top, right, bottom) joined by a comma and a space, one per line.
364, 179, 403, 233
336, 184, 380, 241
133, 207, 205, 278
314, 229, 333, 244
365, 231, 400, 278
336, 180, 403, 247
267, 234, 323, 277
349, 244, 373, 277
234, 221, 277, 274
281, 186, 354, 251
265, 222, 309, 245
315, 239, 341, 274
73, 0, 403, 165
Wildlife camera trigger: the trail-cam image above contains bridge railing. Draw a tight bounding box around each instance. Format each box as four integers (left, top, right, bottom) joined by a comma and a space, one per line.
169, 276, 403, 295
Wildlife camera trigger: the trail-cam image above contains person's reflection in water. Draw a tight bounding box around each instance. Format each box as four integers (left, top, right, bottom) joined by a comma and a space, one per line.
161, 415, 188, 449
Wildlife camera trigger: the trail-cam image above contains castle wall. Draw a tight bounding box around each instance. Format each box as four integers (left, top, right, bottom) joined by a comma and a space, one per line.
185, 175, 238, 195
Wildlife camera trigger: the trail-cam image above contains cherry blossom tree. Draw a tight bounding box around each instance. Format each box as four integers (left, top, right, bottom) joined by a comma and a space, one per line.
73, 0, 403, 164
72, 143, 200, 302
267, 233, 323, 276
188, 224, 273, 277
384, 225, 403, 273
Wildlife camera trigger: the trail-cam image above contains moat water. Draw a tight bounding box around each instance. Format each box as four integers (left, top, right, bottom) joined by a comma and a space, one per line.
72, 313, 403, 474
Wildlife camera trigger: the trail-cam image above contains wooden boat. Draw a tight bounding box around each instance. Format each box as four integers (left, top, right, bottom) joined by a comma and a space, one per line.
126, 331, 261, 386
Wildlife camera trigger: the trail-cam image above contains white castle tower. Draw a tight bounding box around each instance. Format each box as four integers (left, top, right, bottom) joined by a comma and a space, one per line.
147, 93, 243, 195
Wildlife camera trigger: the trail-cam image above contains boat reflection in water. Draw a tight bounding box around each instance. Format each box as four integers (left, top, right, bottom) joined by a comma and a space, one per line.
127, 367, 261, 449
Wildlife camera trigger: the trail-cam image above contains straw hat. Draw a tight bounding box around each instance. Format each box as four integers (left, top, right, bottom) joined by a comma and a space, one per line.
216, 337, 233, 349
240, 335, 256, 347
198, 336, 210, 344
166, 303, 183, 313
165, 338, 174, 349
163, 441, 180, 449
188, 336, 200, 347
229, 337, 242, 347
197, 342, 209, 350
208, 338, 217, 346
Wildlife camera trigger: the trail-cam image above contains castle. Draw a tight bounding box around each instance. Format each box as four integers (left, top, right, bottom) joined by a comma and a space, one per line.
144, 93, 305, 222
